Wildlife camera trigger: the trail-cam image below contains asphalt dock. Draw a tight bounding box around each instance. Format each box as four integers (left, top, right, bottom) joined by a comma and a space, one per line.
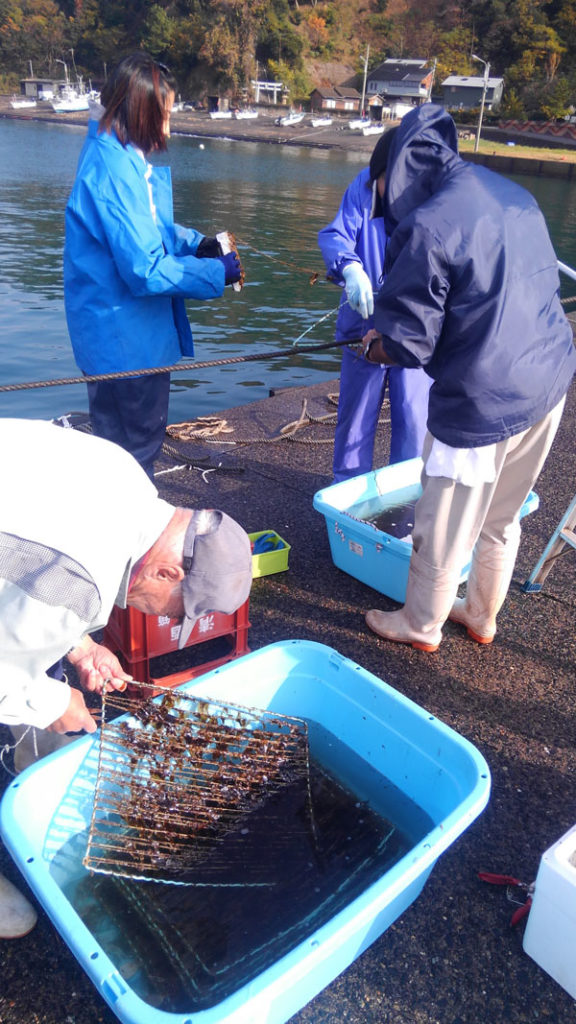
1, 375, 575, 1024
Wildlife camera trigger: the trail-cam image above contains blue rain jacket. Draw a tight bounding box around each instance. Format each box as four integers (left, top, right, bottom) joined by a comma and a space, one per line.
374, 104, 576, 447
318, 167, 386, 341
318, 164, 431, 479
64, 121, 225, 374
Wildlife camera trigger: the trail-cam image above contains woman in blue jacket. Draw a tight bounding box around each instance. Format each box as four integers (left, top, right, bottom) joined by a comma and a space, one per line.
318, 132, 431, 482
64, 53, 241, 478
361, 104, 576, 651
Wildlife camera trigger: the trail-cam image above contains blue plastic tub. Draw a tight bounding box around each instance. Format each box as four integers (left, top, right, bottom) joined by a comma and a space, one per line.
313, 457, 540, 602
0, 640, 490, 1024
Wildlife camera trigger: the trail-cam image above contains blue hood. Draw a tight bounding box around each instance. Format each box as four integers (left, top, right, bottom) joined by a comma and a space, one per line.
383, 104, 459, 235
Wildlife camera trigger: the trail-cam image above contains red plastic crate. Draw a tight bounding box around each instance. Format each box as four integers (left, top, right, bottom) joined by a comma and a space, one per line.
103, 599, 250, 693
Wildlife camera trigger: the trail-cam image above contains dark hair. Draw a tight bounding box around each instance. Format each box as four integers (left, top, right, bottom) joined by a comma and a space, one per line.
100, 52, 177, 154
369, 126, 399, 181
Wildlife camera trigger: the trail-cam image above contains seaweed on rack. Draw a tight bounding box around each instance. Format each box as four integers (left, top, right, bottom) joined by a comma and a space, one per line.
83, 684, 315, 885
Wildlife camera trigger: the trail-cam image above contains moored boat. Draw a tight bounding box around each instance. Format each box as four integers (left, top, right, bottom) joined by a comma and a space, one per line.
275, 111, 305, 127
51, 84, 90, 113
362, 123, 385, 136
10, 96, 37, 110
310, 116, 333, 128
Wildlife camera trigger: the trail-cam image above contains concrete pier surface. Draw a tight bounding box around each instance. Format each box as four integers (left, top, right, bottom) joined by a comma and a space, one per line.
1, 374, 575, 1024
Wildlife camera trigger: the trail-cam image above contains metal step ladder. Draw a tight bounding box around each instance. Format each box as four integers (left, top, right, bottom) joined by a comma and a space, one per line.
523, 493, 576, 593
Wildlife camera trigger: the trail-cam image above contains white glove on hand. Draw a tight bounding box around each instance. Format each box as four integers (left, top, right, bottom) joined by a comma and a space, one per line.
342, 262, 374, 320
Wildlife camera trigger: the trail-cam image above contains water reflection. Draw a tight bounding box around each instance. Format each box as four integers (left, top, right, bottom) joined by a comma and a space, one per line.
1, 119, 575, 422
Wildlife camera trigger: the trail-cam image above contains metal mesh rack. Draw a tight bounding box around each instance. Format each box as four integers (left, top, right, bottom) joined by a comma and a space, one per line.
83, 683, 313, 886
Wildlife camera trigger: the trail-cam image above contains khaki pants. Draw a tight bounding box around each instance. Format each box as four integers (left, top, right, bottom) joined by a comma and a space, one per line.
413, 398, 566, 577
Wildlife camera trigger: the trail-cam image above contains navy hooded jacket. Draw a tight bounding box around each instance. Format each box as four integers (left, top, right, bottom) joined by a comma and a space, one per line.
373, 104, 576, 447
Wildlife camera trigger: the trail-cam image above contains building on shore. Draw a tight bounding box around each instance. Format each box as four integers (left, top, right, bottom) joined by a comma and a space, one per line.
441, 74, 504, 110
365, 59, 434, 109
309, 85, 362, 115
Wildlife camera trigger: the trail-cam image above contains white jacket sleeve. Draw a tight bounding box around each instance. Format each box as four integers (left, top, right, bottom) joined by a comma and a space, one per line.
0, 582, 87, 728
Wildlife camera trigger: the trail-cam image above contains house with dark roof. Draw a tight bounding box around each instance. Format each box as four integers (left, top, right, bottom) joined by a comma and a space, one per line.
365, 59, 434, 108
309, 85, 362, 114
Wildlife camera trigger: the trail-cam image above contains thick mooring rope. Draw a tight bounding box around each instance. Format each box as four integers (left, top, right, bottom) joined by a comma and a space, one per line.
3, 296, 575, 394
0, 338, 355, 393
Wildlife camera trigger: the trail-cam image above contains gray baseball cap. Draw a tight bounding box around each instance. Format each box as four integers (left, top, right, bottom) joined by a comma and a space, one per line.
178, 508, 252, 649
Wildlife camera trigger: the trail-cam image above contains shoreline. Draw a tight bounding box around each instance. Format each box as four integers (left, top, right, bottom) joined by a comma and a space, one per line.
0, 98, 384, 157
3, 96, 576, 178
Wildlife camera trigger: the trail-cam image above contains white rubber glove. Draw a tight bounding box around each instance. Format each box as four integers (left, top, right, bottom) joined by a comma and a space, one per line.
342, 262, 374, 320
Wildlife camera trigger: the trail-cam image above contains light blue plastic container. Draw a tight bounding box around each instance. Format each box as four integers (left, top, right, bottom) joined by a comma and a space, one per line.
0, 640, 491, 1024
313, 457, 539, 602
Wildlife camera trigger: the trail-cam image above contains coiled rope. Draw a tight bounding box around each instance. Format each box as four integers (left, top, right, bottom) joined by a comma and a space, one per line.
164, 393, 391, 455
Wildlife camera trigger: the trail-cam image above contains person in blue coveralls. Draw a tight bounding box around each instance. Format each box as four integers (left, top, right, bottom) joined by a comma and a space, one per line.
360, 104, 576, 651
64, 52, 242, 479
318, 129, 431, 482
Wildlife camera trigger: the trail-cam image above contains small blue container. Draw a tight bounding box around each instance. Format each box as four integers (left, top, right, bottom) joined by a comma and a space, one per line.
0, 640, 490, 1024
313, 458, 539, 602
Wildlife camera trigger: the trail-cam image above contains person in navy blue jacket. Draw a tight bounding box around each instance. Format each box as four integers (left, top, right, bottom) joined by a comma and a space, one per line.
64, 53, 242, 478
361, 103, 576, 651
318, 132, 431, 481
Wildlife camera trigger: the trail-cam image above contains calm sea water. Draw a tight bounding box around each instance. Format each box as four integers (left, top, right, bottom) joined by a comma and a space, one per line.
2, 118, 576, 423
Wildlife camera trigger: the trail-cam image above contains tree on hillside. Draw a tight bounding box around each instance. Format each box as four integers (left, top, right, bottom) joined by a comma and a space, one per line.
435, 26, 475, 84
198, 0, 271, 92
0, 0, 68, 75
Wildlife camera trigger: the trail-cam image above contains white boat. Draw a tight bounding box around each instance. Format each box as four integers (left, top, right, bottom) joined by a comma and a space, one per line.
10, 96, 37, 109
275, 111, 305, 127
209, 110, 232, 119
348, 118, 372, 131
310, 116, 333, 128
51, 84, 90, 113
362, 123, 385, 136
234, 109, 259, 120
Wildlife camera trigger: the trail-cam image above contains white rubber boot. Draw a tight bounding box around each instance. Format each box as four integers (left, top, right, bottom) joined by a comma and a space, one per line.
0, 874, 37, 939
365, 551, 462, 652
449, 534, 521, 644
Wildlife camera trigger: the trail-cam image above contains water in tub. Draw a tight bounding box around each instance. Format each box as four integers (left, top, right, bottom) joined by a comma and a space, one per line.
50, 725, 433, 1013
346, 496, 417, 540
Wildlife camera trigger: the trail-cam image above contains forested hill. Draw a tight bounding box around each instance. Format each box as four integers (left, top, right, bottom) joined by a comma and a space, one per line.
1, 0, 575, 120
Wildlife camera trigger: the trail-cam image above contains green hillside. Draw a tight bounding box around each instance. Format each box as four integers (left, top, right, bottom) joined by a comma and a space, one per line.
1, 0, 575, 120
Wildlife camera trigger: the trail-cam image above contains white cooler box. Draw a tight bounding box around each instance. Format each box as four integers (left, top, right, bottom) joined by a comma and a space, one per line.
523, 823, 576, 999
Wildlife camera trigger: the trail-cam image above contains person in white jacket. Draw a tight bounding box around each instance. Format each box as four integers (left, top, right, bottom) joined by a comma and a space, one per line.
0, 417, 252, 938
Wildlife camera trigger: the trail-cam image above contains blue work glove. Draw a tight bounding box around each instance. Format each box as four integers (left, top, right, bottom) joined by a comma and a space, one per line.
217, 251, 242, 285
252, 532, 283, 554
342, 262, 374, 320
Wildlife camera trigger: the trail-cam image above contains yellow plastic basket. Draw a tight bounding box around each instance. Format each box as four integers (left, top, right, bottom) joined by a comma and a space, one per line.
249, 530, 291, 578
